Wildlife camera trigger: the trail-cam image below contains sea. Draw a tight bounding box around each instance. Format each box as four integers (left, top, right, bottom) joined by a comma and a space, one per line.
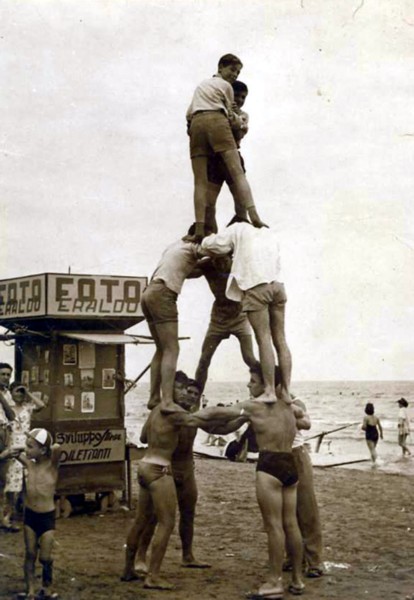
125, 380, 414, 474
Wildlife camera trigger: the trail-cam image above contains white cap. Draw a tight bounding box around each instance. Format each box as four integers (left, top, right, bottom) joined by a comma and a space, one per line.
27, 428, 52, 449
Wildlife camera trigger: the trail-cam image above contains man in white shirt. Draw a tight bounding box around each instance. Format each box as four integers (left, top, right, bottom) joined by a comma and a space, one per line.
186, 54, 266, 240
201, 217, 292, 404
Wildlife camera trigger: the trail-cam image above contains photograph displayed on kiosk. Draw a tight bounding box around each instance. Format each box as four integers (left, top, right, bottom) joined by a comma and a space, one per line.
81, 391, 95, 413
63, 344, 77, 365
64, 394, 75, 411
30, 365, 39, 384
102, 368, 116, 390
64, 373, 74, 387
81, 369, 94, 390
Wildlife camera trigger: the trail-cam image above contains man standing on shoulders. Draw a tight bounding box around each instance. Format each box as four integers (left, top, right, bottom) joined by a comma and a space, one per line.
201, 217, 292, 404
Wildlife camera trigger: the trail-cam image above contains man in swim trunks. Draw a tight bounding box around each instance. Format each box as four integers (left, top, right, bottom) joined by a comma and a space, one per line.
121, 372, 190, 590
126, 374, 243, 581
191, 365, 305, 598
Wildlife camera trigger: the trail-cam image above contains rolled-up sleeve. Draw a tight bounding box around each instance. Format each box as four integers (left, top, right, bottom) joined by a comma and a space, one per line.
201, 231, 234, 255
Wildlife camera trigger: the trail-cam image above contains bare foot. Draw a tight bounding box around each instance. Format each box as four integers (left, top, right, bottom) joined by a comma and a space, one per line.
134, 560, 148, 574
147, 398, 160, 410
257, 577, 284, 598
160, 402, 186, 415
279, 388, 293, 405
181, 558, 211, 568
288, 581, 305, 595
252, 393, 277, 404
120, 569, 144, 582
144, 575, 175, 590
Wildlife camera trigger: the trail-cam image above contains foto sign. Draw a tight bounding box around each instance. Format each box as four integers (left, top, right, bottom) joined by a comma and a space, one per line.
47, 274, 147, 317
0, 273, 147, 319
0, 275, 46, 318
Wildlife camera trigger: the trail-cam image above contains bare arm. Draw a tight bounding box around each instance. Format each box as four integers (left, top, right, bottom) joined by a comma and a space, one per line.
51, 444, 62, 469
25, 388, 47, 411
204, 416, 248, 434
194, 404, 248, 423
0, 392, 15, 421
377, 417, 383, 439
361, 415, 368, 431
293, 399, 311, 431
15, 451, 31, 468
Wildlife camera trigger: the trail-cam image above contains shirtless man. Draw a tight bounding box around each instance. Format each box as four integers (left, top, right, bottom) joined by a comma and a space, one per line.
193, 255, 259, 393
124, 374, 243, 585
131, 376, 211, 578
122, 370, 212, 589
192, 365, 305, 598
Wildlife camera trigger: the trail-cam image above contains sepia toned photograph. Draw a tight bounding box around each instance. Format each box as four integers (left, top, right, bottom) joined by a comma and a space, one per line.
21, 370, 30, 386
63, 344, 77, 366
78, 343, 96, 369
81, 391, 95, 414
63, 394, 75, 411
30, 366, 39, 385
0, 2, 413, 600
102, 368, 116, 390
80, 368, 94, 390
63, 373, 74, 387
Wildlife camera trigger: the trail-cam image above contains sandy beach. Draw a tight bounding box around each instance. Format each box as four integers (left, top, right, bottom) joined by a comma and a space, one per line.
1, 458, 413, 600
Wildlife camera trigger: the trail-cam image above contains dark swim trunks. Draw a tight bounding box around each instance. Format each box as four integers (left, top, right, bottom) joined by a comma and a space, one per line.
365, 424, 379, 444
256, 451, 298, 487
24, 507, 56, 538
137, 461, 173, 490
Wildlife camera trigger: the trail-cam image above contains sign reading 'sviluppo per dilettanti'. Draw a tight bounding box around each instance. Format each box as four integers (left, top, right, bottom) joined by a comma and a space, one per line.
55, 428, 126, 465
0, 273, 147, 319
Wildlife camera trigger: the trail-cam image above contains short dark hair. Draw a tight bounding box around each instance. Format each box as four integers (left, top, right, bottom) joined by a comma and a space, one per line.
365, 403, 375, 415
232, 80, 248, 94
226, 215, 251, 227
0, 363, 13, 372
187, 223, 214, 237
174, 370, 188, 386
249, 364, 281, 387
10, 382, 24, 392
187, 379, 202, 393
397, 397, 408, 408
218, 54, 243, 69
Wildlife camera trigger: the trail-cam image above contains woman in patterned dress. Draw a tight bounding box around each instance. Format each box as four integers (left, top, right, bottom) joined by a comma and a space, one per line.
2, 383, 47, 531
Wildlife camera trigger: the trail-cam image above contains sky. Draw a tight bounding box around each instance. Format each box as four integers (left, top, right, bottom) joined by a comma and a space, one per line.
1, 0, 414, 382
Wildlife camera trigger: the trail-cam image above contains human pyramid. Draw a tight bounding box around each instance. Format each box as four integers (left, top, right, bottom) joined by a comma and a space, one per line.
120, 53, 324, 599
0, 54, 324, 600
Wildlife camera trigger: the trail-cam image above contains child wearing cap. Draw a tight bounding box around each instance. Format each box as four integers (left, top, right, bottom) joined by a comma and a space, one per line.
10, 428, 61, 600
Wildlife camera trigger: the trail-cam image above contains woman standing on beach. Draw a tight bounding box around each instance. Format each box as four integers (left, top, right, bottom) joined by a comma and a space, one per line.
361, 403, 383, 467
396, 398, 411, 458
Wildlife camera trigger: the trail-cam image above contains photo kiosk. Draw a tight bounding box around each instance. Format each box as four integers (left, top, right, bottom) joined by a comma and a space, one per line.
0, 272, 148, 515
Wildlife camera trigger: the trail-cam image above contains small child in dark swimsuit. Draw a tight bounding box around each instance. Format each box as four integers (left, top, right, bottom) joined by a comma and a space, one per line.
8, 428, 61, 600
362, 403, 383, 467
